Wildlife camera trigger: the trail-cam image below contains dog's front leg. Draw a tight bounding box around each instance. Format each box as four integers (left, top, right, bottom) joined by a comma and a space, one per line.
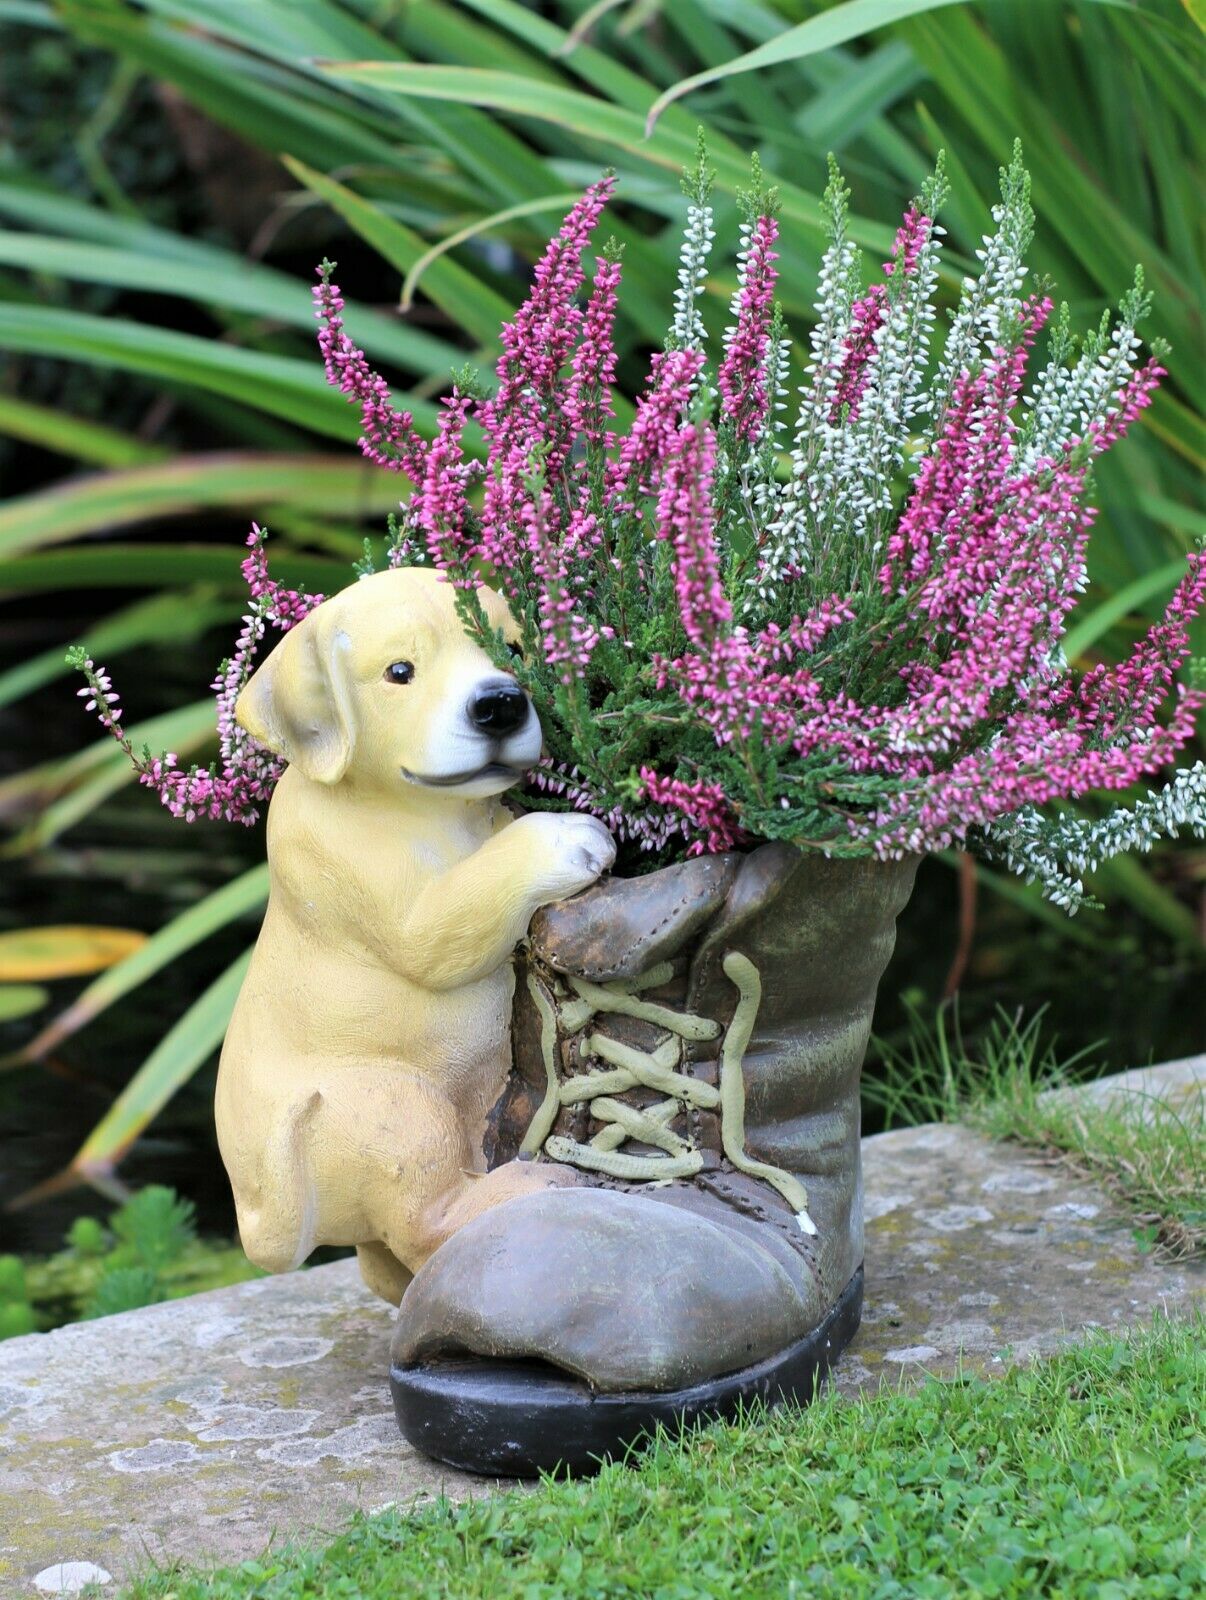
392, 812, 615, 991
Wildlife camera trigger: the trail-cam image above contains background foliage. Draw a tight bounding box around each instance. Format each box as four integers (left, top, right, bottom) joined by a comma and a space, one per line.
0, 0, 1201, 1246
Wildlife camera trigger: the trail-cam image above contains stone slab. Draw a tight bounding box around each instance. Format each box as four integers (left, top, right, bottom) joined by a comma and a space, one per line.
1045, 1051, 1204, 1116
1, 1060, 1201, 1595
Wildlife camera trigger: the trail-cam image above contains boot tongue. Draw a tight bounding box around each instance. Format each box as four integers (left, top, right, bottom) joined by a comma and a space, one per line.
528, 852, 739, 981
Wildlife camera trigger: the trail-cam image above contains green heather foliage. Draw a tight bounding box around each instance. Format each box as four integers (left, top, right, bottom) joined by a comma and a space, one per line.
107, 1180, 197, 1270
82, 1262, 164, 1319
121, 1316, 1204, 1600
0, 0, 1201, 1179
1, 1185, 261, 1338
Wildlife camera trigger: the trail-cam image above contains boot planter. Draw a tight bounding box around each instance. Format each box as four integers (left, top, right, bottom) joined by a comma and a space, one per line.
390, 844, 917, 1475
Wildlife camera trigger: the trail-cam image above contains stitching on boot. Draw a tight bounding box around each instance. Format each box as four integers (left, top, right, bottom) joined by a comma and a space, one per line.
695, 1170, 825, 1284
541, 881, 707, 980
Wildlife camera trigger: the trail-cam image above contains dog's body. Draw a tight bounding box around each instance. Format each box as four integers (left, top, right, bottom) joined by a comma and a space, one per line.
215, 568, 613, 1304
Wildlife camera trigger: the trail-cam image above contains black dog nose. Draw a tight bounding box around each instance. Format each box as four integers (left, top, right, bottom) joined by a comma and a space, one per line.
468, 682, 528, 736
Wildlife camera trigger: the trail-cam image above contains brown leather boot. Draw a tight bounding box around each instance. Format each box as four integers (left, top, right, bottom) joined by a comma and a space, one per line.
390, 844, 917, 1474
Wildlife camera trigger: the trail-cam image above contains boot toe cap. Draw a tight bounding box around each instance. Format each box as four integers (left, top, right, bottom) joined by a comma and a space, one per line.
391, 1187, 819, 1393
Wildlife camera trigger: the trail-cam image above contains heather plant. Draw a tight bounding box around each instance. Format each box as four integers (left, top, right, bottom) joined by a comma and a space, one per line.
1, 1186, 260, 1339
72, 146, 1204, 915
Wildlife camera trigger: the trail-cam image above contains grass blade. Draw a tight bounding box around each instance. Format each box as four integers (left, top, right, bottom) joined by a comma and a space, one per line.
0, 305, 374, 441
645, 0, 971, 133
0, 545, 348, 595
1063, 560, 1191, 660
0, 228, 460, 377
1089, 851, 1202, 947
0, 592, 236, 711
15, 865, 268, 1066
0, 985, 49, 1022
282, 157, 513, 347
70, 947, 253, 1179
319, 60, 899, 259
0, 924, 147, 981
0, 394, 167, 469
0, 699, 218, 851
400, 192, 585, 313
0, 454, 409, 556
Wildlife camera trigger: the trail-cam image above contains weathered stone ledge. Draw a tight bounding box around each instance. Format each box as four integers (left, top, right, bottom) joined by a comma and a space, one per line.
1, 1058, 1200, 1595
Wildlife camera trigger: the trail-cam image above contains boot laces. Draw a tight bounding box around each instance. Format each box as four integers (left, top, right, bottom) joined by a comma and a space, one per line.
520, 950, 816, 1234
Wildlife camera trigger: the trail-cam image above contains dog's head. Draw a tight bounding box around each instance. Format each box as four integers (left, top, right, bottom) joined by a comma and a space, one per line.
236, 568, 542, 800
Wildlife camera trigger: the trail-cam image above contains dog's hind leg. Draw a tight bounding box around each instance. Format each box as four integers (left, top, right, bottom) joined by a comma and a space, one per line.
229, 1090, 324, 1273
356, 1242, 413, 1306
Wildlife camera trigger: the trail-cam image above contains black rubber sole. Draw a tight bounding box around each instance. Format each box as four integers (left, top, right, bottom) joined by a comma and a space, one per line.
390, 1264, 863, 1478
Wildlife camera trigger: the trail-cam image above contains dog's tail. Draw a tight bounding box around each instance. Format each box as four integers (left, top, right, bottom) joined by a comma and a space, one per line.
234, 1090, 323, 1273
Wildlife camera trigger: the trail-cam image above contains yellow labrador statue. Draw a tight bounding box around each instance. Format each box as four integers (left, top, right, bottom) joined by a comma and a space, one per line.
215, 567, 614, 1305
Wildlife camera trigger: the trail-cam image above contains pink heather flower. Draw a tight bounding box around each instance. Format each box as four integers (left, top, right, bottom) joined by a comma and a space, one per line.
417, 391, 477, 589
655, 421, 730, 647
760, 597, 857, 662
241, 524, 324, 626
610, 348, 705, 503
828, 285, 886, 423
718, 212, 780, 443
866, 681, 1206, 859
879, 364, 986, 589
886, 206, 930, 278
638, 769, 744, 855
1072, 551, 1206, 736
1088, 356, 1165, 455
313, 269, 428, 481
458, 181, 618, 590
565, 254, 622, 449
653, 597, 854, 755
880, 296, 1053, 598
478, 177, 616, 555
532, 760, 698, 855
78, 173, 1201, 878
518, 485, 612, 683
76, 529, 322, 826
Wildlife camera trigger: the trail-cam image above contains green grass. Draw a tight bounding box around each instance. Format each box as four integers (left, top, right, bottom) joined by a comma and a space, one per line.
976, 1079, 1205, 1265
120, 1316, 1203, 1600
867, 1006, 1205, 1261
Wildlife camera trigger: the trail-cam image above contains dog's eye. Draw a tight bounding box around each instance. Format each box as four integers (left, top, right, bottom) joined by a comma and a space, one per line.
505, 641, 524, 663
384, 661, 415, 685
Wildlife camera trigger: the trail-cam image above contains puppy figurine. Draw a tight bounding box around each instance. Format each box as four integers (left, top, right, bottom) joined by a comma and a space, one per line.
215, 567, 614, 1305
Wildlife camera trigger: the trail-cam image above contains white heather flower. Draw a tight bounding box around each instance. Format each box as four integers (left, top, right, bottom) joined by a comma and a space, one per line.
670, 198, 715, 352
758, 161, 859, 593
1020, 274, 1151, 471
932, 143, 1033, 429
981, 763, 1206, 912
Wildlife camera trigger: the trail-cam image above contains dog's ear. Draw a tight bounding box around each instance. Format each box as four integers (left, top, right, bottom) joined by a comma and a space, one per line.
236, 607, 356, 785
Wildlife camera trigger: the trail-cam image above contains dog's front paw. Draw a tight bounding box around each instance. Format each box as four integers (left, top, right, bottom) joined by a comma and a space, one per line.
555, 813, 618, 886
518, 811, 617, 898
